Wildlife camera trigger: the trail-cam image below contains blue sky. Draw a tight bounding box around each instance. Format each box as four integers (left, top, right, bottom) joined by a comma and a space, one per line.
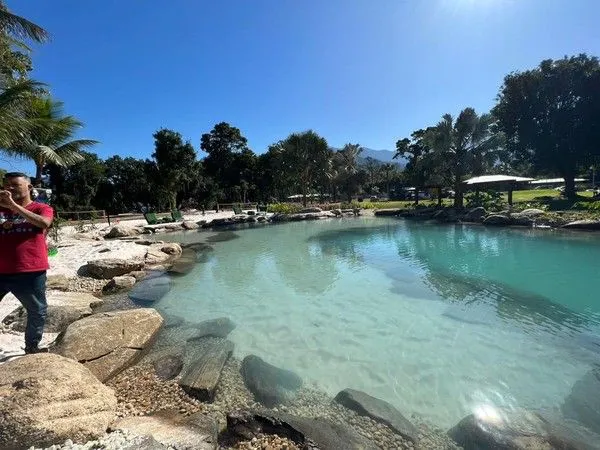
3, 0, 600, 175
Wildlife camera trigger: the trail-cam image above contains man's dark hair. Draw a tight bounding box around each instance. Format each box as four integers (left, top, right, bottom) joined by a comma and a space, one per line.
4, 172, 31, 182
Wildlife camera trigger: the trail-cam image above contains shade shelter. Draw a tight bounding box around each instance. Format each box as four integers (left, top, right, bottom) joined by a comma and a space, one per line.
463, 175, 534, 206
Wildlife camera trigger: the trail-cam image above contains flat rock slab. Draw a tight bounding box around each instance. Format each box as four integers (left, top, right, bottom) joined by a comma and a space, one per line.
85, 258, 145, 279
0, 353, 116, 449
226, 410, 376, 450
334, 388, 418, 442
241, 355, 303, 407
189, 317, 236, 339
179, 337, 234, 401
55, 308, 163, 382
113, 409, 217, 450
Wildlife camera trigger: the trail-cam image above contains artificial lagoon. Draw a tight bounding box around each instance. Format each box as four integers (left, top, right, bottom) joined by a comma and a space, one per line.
145, 218, 600, 430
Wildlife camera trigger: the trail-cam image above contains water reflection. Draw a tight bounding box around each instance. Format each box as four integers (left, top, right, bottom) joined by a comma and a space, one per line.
310, 220, 600, 340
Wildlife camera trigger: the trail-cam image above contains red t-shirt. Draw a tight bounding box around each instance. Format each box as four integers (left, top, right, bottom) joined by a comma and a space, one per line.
0, 202, 54, 274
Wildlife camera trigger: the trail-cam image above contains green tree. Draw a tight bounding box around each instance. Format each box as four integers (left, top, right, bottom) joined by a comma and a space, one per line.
395, 128, 441, 204
427, 108, 502, 207
335, 143, 363, 201
201, 122, 251, 200
152, 128, 197, 210
8, 96, 98, 186
493, 54, 600, 198
46, 151, 106, 211
97, 156, 154, 213
0, 1, 48, 149
278, 130, 332, 206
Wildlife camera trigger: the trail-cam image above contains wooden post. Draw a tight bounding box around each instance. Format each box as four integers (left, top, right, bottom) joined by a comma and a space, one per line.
508, 183, 514, 206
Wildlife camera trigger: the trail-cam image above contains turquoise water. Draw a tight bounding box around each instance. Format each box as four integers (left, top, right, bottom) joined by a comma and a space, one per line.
155, 218, 600, 428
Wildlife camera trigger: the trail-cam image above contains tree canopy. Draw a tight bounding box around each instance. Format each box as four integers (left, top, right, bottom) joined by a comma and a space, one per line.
493, 54, 600, 198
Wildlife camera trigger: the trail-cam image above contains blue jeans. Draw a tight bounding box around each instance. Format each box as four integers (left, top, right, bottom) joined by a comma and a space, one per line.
0, 271, 48, 348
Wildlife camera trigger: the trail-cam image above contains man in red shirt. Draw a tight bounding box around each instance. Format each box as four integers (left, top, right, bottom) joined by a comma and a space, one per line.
0, 172, 54, 354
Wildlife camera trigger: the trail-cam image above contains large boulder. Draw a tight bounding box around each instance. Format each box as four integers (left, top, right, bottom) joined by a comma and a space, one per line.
483, 214, 511, 226
182, 220, 199, 230
299, 207, 322, 213
518, 208, 546, 217
105, 224, 142, 239
2, 291, 101, 334
463, 207, 487, 222
562, 220, 600, 231
0, 353, 116, 449
128, 272, 172, 304
226, 410, 376, 450
241, 355, 303, 407
179, 337, 234, 401
113, 409, 217, 450
333, 388, 418, 443
85, 258, 145, 279
55, 308, 164, 382
102, 275, 137, 294
510, 212, 535, 226
146, 245, 175, 266
374, 209, 401, 217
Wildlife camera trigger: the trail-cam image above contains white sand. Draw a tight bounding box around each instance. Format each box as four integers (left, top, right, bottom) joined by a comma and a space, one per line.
1, 210, 237, 360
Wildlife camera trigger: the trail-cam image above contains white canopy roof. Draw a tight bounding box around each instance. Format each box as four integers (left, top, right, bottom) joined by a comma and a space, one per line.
530, 177, 586, 184
464, 175, 534, 185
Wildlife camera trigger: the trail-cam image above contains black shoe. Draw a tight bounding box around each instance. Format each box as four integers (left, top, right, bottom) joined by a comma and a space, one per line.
24, 346, 49, 354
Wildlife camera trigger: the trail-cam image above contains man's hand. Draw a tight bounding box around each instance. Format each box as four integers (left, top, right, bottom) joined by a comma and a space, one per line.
0, 190, 16, 209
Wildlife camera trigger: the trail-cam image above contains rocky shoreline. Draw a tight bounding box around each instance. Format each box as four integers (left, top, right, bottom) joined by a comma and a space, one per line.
2, 214, 599, 449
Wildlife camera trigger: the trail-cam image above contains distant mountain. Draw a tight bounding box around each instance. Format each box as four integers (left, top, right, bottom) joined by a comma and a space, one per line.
331, 146, 406, 167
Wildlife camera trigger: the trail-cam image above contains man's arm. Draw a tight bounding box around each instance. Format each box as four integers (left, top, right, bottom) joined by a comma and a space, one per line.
0, 190, 53, 229
10, 203, 53, 229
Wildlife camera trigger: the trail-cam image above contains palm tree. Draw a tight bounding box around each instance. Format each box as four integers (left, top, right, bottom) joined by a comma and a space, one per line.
427, 108, 502, 208
0, 2, 49, 43
8, 96, 98, 186
337, 143, 362, 201
0, 79, 43, 148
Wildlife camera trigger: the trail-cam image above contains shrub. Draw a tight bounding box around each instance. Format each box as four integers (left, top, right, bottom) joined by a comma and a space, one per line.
465, 191, 504, 210
266, 203, 302, 214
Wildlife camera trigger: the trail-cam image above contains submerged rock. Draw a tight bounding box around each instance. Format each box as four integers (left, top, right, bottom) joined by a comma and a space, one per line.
241, 355, 303, 407
189, 317, 236, 339
226, 410, 376, 450
334, 388, 418, 442
562, 367, 600, 435
0, 353, 116, 449
128, 272, 172, 304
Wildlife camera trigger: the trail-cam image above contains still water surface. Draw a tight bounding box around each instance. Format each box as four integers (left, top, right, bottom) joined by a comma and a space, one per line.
154, 218, 600, 427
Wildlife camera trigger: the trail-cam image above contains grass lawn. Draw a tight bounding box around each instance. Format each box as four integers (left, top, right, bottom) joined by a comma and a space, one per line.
504, 189, 593, 203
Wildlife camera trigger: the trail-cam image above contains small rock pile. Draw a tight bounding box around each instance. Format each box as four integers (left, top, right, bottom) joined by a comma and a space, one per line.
232, 434, 300, 450
107, 363, 203, 418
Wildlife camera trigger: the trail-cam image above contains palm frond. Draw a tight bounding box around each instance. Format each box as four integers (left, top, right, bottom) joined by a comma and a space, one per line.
0, 80, 44, 109
0, 9, 49, 43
